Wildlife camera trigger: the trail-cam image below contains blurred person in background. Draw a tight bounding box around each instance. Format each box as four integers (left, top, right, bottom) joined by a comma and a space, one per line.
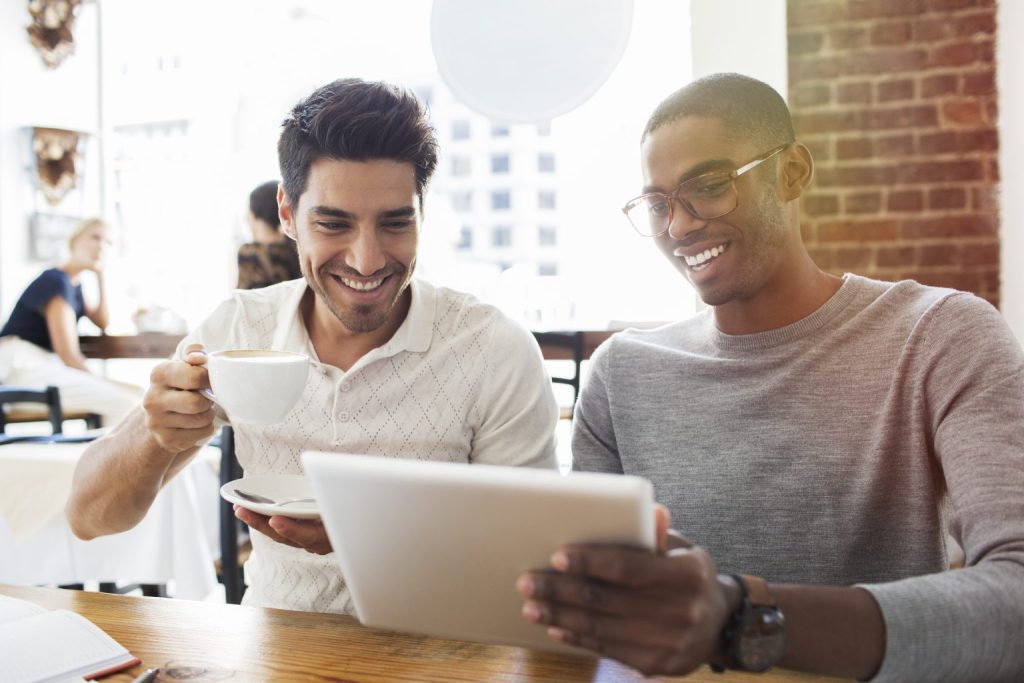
236, 180, 302, 289
0, 218, 142, 426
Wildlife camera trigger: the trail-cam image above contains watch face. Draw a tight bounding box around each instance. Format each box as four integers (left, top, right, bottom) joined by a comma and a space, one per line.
736, 607, 787, 672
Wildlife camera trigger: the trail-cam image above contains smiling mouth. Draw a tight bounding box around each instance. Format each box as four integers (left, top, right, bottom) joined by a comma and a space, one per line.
674, 242, 729, 272
336, 274, 388, 292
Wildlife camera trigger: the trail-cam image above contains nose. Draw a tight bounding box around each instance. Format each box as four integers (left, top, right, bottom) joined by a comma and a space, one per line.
346, 227, 387, 275
666, 202, 709, 241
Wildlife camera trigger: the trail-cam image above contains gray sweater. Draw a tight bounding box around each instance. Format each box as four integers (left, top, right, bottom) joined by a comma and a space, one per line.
572, 274, 1024, 682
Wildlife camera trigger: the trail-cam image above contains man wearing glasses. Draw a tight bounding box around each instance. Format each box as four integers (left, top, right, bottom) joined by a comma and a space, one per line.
518, 73, 1023, 681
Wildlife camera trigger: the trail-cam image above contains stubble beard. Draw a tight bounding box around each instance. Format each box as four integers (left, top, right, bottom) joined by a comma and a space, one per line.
302, 258, 412, 334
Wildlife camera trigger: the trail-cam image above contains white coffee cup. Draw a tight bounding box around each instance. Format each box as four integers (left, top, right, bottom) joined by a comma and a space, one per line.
204, 349, 309, 425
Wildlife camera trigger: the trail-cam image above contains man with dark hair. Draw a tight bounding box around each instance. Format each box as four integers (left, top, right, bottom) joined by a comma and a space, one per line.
236, 180, 302, 289
68, 79, 558, 613
518, 73, 1024, 681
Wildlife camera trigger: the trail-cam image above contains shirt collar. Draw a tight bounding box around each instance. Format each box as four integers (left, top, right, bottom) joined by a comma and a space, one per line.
269, 277, 436, 361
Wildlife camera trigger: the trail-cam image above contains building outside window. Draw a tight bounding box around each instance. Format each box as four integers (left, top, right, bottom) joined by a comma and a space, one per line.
451, 191, 473, 212
538, 225, 557, 246
491, 123, 509, 137
457, 225, 473, 249
450, 155, 471, 176
452, 119, 471, 140
492, 225, 512, 247
538, 262, 558, 276
538, 190, 556, 209
491, 153, 510, 174
538, 153, 555, 173
491, 190, 511, 210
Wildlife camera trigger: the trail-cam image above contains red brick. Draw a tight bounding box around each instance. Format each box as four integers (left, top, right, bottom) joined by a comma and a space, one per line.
986, 158, 999, 182
790, 32, 825, 54
829, 27, 868, 50
804, 137, 832, 162
929, 0, 991, 10
917, 129, 999, 155
898, 160, 984, 183
871, 21, 912, 46
918, 243, 960, 266
803, 193, 840, 216
918, 131, 958, 154
877, 246, 917, 267
836, 165, 901, 186
954, 12, 997, 37
914, 18, 955, 42
865, 105, 938, 130
888, 190, 924, 211
971, 186, 999, 211
819, 220, 899, 242
836, 137, 873, 159
911, 271, 981, 294
963, 70, 995, 96
928, 187, 967, 209
929, 41, 981, 68
921, 73, 959, 97
843, 48, 928, 75
978, 40, 994, 64
789, 56, 843, 80
835, 246, 874, 269
877, 79, 915, 102
942, 100, 983, 126
875, 134, 915, 157
901, 214, 997, 238
792, 84, 831, 107
793, 110, 863, 135
985, 99, 998, 125
850, 0, 926, 20
962, 243, 999, 267
846, 191, 883, 213
837, 81, 872, 104
790, 0, 849, 27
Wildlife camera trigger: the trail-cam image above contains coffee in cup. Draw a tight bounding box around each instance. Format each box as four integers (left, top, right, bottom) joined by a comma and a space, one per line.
204, 349, 309, 425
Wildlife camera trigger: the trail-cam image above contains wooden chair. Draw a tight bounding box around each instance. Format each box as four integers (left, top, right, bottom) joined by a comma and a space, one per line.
531, 331, 585, 419
0, 384, 101, 437
214, 426, 248, 604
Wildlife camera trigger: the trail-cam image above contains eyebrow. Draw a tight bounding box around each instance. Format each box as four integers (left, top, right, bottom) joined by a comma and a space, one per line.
309, 205, 417, 220
643, 157, 735, 194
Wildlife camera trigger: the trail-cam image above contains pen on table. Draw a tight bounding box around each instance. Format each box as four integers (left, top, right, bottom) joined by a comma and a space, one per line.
129, 668, 160, 683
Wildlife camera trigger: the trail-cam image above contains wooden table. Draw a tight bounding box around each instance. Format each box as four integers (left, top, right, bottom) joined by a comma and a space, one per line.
80, 331, 615, 362
79, 333, 184, 360
1, 584, 843, 682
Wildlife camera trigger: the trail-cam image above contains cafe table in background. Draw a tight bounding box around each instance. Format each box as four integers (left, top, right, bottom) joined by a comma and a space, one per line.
0, 584, 847, 682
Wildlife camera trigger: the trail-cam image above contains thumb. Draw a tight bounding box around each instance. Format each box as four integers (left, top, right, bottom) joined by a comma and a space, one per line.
183, 343, 208, 366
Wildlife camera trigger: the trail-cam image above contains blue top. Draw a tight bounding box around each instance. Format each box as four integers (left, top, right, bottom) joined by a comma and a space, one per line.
0, 268, 85, 351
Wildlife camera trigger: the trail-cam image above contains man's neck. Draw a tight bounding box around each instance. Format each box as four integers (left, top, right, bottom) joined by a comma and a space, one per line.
302, 288, 411, 372
713, 256, 843, 336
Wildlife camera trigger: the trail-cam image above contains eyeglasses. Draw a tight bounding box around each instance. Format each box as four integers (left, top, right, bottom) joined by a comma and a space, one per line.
622, 144, 790, 237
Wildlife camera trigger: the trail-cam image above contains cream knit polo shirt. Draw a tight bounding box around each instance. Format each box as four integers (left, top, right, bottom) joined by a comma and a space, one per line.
177, 278, 558, 613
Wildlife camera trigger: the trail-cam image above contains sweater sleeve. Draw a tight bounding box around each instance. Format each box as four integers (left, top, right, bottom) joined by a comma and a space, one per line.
859, 294, 1024, 682
571, 338, 625, 474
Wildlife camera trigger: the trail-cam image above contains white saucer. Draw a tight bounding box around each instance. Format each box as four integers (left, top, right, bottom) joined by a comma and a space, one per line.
220, 474, 320, 520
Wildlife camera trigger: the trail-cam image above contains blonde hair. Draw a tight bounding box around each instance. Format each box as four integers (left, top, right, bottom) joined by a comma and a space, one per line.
68, 217, 107, 249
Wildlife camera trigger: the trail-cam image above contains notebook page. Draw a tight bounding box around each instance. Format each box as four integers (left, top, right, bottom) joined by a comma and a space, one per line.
0, 610, 136, 683
0, 595, 46, 625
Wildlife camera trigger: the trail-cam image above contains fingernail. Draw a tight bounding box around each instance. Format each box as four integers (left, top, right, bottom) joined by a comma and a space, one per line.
515, 575, 534, 596
550, 550, 569, 571
521, 601, 541, 621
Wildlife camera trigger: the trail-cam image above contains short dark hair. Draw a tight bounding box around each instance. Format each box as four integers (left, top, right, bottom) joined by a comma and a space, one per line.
278, 78, 439, 210
249, 180, 281, 230
643, 73, 795, 151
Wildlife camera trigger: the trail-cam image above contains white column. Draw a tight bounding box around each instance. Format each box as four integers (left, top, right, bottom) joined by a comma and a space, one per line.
999, 0, 1024, 346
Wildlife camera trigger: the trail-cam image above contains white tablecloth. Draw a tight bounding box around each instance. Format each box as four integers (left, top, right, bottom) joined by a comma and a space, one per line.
0, 443, 221, 600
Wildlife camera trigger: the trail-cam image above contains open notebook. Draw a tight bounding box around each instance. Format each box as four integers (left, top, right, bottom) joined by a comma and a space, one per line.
0, 595, 140, 683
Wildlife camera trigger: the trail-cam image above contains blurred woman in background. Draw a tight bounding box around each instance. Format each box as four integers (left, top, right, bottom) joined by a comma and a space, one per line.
236, 180, 301, 289
0, 218, 141, 426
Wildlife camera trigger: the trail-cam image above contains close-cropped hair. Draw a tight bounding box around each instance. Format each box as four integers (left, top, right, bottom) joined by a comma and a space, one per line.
643, 73, 796, 152
278, 78, 439, 210
249, 180, 281, 230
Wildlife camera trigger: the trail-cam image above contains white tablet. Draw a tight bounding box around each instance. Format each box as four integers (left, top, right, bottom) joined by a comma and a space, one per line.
302, 452, 654, 654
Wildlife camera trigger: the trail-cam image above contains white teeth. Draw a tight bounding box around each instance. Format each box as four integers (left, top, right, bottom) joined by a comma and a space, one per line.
679, 242, 728, 268
340, 276, 384, 291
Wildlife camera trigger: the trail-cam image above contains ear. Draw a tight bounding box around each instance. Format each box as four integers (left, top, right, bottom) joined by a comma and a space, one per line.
779, 143, 814, 201
278, 184, 297, 241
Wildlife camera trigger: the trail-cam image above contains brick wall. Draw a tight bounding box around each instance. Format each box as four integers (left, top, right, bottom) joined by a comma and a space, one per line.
788, 0, 1000, 306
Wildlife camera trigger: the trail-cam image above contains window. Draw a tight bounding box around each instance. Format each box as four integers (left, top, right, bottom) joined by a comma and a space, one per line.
492, 225, 512, 247
451, 191, 473, 212
491, 123, 509, 137
538, 191, 556, 209
538, 263, 558, 276
491, 190, 511, 210
538, 153, 555, 173
413, 86, 433, 108
536, 121, 551, 136
457, 225, 473, 249
452, 120, 471, 140
451, 155, 471, 176
538, 226, 557, 246
491, 154, 510, 174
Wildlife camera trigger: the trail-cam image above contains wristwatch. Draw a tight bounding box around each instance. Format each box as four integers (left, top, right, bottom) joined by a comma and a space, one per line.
713, 574, 787, 673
